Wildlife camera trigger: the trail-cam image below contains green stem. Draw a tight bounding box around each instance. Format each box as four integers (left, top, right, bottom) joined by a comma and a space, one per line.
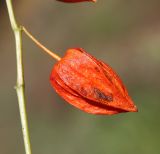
6, 1, 32, 154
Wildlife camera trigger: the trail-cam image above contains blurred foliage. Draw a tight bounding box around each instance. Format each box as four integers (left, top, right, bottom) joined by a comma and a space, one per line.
0, 0, 160, 154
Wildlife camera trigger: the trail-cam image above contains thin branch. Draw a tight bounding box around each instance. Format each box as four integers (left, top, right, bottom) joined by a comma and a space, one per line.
5, 1, 32, 154
22, 27, 61, 61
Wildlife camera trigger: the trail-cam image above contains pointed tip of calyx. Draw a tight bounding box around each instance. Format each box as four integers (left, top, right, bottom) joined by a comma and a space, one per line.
132, 106, 138, 112
127, 105, 138, 113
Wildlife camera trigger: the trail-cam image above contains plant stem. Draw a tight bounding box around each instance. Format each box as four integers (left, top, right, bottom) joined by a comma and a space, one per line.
6, 1, 32, 154
22, 27, 61, 61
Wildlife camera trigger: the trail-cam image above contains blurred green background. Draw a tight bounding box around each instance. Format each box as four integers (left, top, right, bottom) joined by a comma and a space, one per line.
0, 0, 160, 154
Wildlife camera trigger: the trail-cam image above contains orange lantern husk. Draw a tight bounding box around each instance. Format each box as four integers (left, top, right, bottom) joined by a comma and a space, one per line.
50, 48, 138, 115
57, 0, 96, 3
